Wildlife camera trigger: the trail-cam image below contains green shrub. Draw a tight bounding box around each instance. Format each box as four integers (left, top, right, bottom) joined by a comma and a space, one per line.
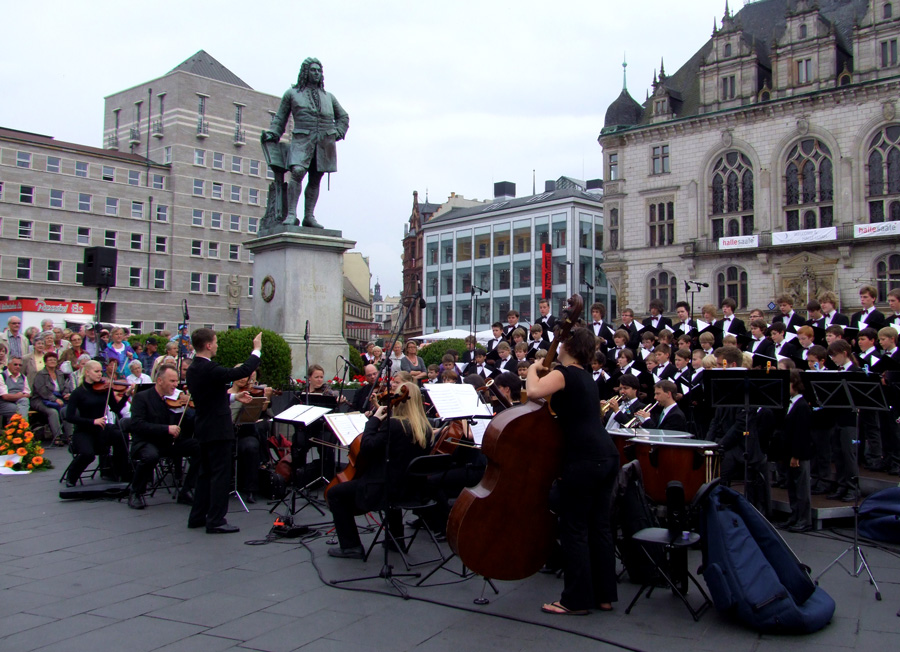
419, 338, 468, 366
212, 327, 293, 387
127, 333, 161, 350
348, 344, 364, 374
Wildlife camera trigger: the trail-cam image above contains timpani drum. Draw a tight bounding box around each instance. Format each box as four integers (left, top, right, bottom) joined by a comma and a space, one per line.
608, 427, 692, 466
628, 436, 719, 504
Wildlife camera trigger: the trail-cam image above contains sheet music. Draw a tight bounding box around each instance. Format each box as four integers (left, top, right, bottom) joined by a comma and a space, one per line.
696, 319, 710, 331
273, 404, 332, 424
424, 383, 492, 419
469, 419, 489, 446
455, 362, 468, 373
324, 412, 369, 447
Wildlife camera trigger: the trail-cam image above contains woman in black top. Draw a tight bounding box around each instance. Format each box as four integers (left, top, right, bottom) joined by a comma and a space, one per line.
64, 360, 129, 486
526, 326, 620, 614
326, 382, 432, 558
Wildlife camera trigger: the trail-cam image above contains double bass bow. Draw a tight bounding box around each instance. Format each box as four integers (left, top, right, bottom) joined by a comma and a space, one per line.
446, 294, 584, 581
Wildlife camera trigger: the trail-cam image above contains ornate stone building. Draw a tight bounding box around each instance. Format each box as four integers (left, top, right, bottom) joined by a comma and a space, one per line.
599, 0, 900, 318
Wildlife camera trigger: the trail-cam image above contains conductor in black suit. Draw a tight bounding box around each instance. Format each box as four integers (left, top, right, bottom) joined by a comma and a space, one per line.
187, 328, 261, 534
635, 380, 688, 431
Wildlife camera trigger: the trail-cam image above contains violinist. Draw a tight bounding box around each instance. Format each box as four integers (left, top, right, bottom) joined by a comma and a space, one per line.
128, 364, 200, 509
326, 382, 432, 559
229, 369, 273, 503
63, 360, 130, 487
526, 326, 619, 615
489, 372, 521, 412
294, 364, 345, 482
350, 364, 379, 415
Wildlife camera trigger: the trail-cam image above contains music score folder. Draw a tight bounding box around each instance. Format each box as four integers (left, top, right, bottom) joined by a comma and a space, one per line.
324, 412, 369, 447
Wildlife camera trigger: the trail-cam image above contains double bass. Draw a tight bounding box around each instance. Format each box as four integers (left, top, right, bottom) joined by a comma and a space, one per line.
446, 294, 584, 581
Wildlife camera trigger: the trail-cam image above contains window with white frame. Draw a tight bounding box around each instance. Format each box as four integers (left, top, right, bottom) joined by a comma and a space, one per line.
651, 145, 670, 174
18, 220, 33, 240
152, 174, 164, 190
102, 165, 115, 182
105, 230, 116, 247
608, 153, 618, 181
20, 185, 35, 204
155, 236, 167, 253
796, 58, 812, 84
213, 152, 224, 169
191, 240, 202, 256
231, 185, 241, 202
248, 216, 259, 233
156, 205, 168, 222
230, 214, 241, 231
190, 272, 201, 292
648, 199, 675, 246
131, 201, 143, 219
231, 155, 242, 173
106, 197, 118, 215
248, 277, 254, 297
46, 156, 60, 173
207, 274, 218, 294
191, 209, 203, 227
77, 227, 90, 245
153, 269, 166, 290
193, 179, 204, 196
130, 321, 143, 335
248, 188, 259, 205
208, 242, 219, 258
163, 147, 172, 164
78, 193, 91, 211
75, 263, 84, 283
210, 212, 222, 229
47, 260, 61, 283
48, 224, 62, 242
50, 189, 63, 208
229, 244, 240, 260
194, 149, 206, 166
129, 267, 141, 288
154, 321, 166, 331
75, 161, 88, 178
128, 170, 140, 186
249, 159, 260, 176
16, 151, 31, 168
17, 257, 31, 280
212, 182, 223, 200
131, 233, 142, 250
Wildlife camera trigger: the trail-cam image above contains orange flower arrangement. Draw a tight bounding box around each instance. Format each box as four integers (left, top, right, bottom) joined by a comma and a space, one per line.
1, 415, 52, 472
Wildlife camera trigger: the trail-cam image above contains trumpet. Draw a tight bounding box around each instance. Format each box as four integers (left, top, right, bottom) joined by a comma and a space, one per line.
600, 391, 626, 416
624, 400, 658, 429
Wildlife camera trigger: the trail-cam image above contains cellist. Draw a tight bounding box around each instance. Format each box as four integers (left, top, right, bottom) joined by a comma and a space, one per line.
326, 382, 432, 559
526, 326, 620, 615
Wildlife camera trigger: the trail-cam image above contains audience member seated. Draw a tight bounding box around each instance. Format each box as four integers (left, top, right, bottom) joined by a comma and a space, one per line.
126, 360, 153, 385
1, 357, 31, 421
30, 351, 75, 444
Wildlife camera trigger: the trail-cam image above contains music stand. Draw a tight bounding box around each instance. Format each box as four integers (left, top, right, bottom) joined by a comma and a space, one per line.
805, 371, 888, 601
270, 403, 334, 518
232, 398, 268, 512
705, 368, 789, 499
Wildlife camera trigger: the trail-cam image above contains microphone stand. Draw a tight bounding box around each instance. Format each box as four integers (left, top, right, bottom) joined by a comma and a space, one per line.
176, 300, 189, 388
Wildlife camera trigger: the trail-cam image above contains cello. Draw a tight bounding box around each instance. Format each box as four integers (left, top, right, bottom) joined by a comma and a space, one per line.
446, 294, 584, 581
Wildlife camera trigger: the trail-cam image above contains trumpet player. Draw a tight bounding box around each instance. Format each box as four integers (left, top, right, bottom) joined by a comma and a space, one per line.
603, 376, 646, 428
633, 380, 688, 431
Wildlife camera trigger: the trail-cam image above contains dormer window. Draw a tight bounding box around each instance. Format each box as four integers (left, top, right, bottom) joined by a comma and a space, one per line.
724, 42, 732, 57
885, 3, 893, 19
654, 98, 668, 115
799, 24, 807, 39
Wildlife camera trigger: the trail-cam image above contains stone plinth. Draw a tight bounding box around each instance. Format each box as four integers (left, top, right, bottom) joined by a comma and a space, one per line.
245, 225, 356, 378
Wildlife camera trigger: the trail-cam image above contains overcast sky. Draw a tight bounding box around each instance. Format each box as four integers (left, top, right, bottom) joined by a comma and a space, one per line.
2, 0, 731, 298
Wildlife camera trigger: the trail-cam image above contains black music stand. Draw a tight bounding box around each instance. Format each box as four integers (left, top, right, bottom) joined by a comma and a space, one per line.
805, 371, 888, 601
232, 398, 268, 512
705, 368, 789, 500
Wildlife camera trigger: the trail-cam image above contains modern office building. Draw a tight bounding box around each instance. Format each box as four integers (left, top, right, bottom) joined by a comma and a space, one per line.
420, 178, 609, 332
598, 0, 900, 317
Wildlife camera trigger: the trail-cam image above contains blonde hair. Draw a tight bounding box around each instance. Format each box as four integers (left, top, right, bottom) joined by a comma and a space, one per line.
392, 382, 431, 450
702, 354, 718, 369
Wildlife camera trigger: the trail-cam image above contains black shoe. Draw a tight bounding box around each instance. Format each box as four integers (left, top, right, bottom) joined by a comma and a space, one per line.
788, 523, 812, 533
327, 546, 365, 559
826, 490, 846, 501
405, 517, 424, 529
434, 532, 447, 543
176, 490, 194, 506
65, 480, 77, 488
777, 519, 798, 530
811, 486, 829, 495
187, 520, 206, 529
840, 492, 860, 503
127, 492, 146, 510
244, 492, 257, 504
206, 523, 240, 534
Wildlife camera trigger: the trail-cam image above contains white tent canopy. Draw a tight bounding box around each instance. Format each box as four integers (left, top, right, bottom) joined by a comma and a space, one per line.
411, 329, 473, 342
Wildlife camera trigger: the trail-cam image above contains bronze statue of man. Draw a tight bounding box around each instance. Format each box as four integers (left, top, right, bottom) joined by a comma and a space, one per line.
262, 58, 349, 228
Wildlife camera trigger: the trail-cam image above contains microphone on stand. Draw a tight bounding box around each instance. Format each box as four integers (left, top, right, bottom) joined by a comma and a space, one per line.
416, 276, 427, 309
183, 299, 189, 322
339, 355, 361, 374
304, 320, 310, 342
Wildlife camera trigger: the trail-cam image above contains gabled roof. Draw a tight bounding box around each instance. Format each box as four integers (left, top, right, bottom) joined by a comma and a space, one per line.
169, 50, 252, 90
343, 277, 369, 305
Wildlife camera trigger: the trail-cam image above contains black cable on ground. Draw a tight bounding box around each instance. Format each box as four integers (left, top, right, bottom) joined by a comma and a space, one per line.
294, 538, 650, 652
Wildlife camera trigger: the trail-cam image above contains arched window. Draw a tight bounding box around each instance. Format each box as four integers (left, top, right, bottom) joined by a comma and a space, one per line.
784, 138, 834, 230
799, 24, 807, 39
649, 270, 677, 313
717, 266, 749, 309
866, 125, 900, 223
876, 254, 900, 300
885, 3, 893, 19
710, 150, 755, 240
724, 43, 732, 57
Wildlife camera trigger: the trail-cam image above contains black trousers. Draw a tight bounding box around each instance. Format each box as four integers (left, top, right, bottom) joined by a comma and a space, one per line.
189, 439, 233, 528
130, 437, 200, 495
67, 425, 128, 485
327, 479, 402, 550
552, 455, 619, 611
236, 430, 262, 492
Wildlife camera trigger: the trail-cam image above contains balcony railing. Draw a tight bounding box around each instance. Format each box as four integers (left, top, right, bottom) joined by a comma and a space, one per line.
196, 119, 209, 137
152, 119, 164, 137
233, 126, 246, 145
682, 223, 899, 256
128, 127, 141, 143
105, 134, 119, 150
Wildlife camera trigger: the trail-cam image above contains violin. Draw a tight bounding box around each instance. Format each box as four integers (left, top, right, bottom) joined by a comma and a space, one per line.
324, 385, 410, 500
92, 378, 130, 399
447, 293, 583, 581
249, 384, 283, 397
165, 393, 194, 409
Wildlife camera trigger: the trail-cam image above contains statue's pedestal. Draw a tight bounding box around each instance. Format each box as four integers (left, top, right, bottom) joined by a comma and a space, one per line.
245, 225, 356, 378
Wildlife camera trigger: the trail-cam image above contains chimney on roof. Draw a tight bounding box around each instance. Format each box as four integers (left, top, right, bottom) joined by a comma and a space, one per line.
493, 181, 516, 201
585, 179, 604, 195
545, 180, 557, 192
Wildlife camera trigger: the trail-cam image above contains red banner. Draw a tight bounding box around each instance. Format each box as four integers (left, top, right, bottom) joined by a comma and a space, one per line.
541, 244, 552, 299
0, 299, 95, 315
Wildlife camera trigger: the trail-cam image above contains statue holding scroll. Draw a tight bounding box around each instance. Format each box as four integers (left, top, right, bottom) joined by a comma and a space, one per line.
261, 58, 349, 229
